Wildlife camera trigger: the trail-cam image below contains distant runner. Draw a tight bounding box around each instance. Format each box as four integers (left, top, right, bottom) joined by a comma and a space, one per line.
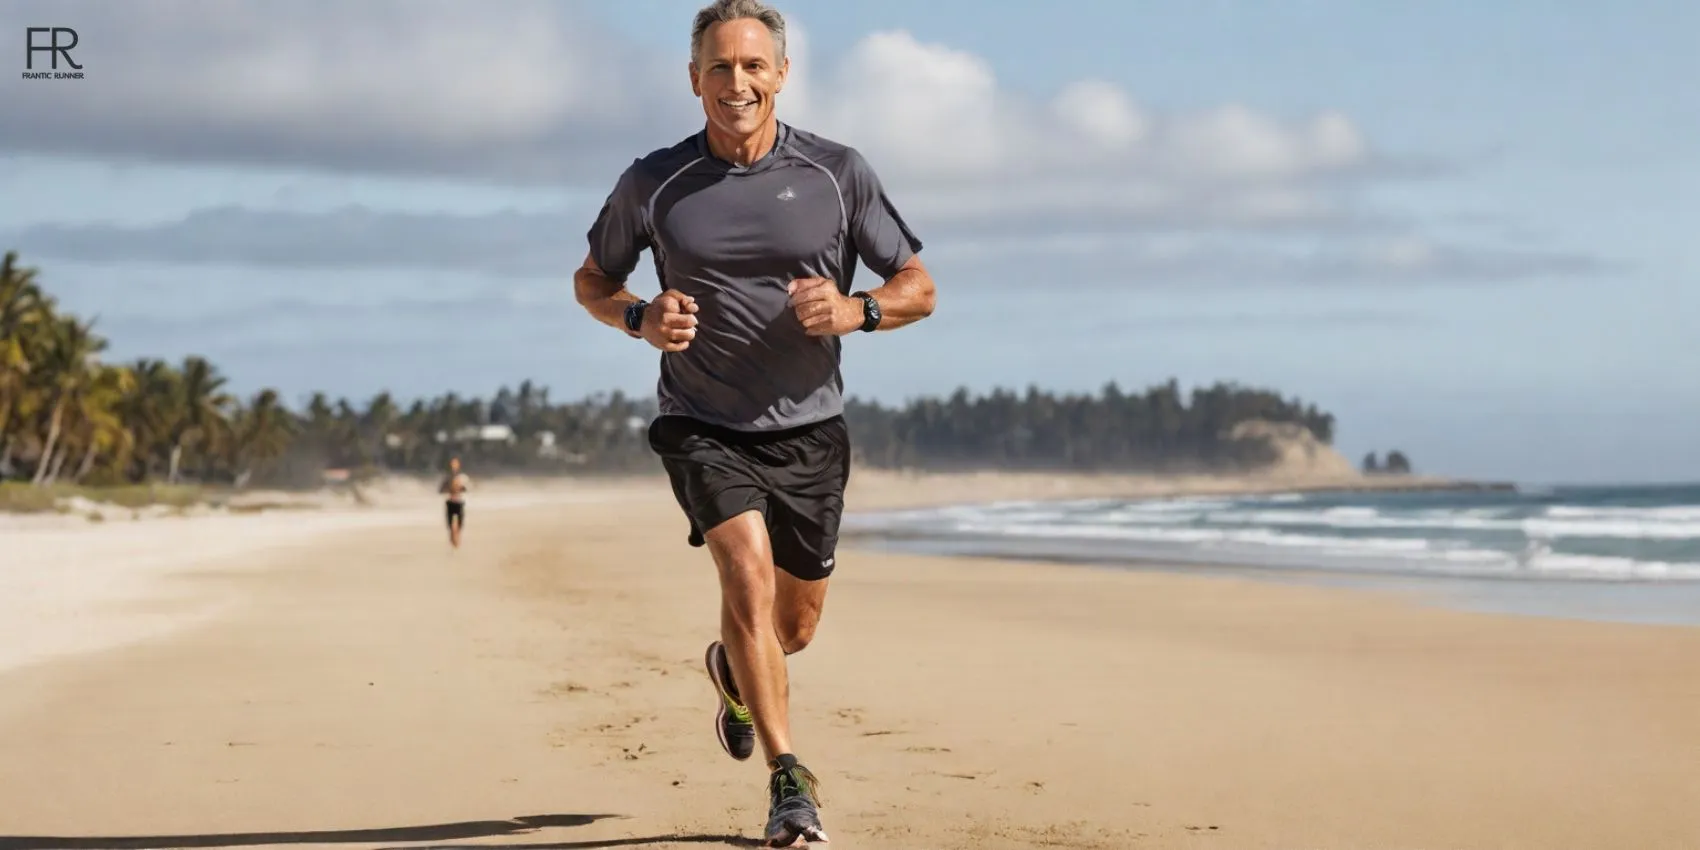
572, 0, 937, 844
438, 457, 471, 549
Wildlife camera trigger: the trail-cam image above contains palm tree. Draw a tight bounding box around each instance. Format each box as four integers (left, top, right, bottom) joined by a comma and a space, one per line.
0, 251, 52, 478
363, 391, 399, 469
29, 315, 107, 485
166, 355, 233, 484
118, 358, 182, 481
61, 363, 136, 484
330, 397, 362, 467
229, 388, 298, 488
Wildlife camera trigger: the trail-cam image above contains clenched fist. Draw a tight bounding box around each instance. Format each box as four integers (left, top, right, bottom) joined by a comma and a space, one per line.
643, 289, 699, 352
787, 277, 861, 336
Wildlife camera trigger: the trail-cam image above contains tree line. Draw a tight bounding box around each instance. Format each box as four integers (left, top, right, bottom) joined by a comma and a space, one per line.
1362, 450, 1414, 475
2, 250, 1344, 490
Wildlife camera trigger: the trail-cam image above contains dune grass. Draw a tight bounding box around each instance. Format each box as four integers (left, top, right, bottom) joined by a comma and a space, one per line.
0, 482, 207, 514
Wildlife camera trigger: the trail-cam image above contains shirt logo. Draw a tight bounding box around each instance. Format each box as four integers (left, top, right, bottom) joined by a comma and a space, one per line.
776, 186, 796, 201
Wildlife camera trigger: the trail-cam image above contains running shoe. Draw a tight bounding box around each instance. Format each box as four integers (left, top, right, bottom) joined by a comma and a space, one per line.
764, 754, 828, 847
705, 640, 756, 761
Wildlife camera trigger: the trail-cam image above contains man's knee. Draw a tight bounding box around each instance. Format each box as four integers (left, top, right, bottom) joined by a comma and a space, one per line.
705, 511, 777, 629
774, 570, 828, 655
776, 617, 817, 655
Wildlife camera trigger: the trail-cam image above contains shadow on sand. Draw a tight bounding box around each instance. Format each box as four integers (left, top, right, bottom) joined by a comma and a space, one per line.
0, 813, 758, 850
375, 838, 763, 849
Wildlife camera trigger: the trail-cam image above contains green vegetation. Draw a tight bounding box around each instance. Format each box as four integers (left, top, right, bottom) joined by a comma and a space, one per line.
1362, 450, 1414, 475
0, 481, 204, 514
844, 382, 1335, 472
2, 250, 1348, 493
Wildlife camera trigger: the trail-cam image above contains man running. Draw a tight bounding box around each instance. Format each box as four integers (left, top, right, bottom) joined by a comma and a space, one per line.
572, 0, 936, 843
438, 456, 471, 549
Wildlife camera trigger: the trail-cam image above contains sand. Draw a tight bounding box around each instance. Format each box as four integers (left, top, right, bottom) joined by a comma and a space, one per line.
2, 472, 1697, 850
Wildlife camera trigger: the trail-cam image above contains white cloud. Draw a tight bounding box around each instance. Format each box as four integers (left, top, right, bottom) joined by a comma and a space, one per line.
5, 0, 1399, 231
786, 30, 1006, 178
923, 230, 1610, 288
785, 28, 1372, 185
2, 0, 1598, 289
3, 0, 697, 183
1053, 80, 1152, 151
771, 24, 1388, 230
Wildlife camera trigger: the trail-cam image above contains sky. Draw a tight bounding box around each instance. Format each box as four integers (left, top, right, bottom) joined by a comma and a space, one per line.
2, 0, 1695, 485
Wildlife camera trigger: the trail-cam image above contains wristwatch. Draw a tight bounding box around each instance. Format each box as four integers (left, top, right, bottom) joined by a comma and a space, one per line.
851, 291, 881, 333
624, 299, 648, 335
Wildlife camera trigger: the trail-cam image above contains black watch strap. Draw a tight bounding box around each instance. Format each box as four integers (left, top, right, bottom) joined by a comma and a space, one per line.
624, 299, 648, 334
852, 291, 881, 333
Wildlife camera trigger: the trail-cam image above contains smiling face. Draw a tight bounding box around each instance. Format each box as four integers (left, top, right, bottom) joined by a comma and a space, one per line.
690, 17, 788, 148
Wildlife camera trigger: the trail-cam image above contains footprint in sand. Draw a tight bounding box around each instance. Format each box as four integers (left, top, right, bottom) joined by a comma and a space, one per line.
990, 822, 1148, 847
540, 680, 589, 697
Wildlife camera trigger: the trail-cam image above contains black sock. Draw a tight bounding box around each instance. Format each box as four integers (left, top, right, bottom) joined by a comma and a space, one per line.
769, 753, 800, 772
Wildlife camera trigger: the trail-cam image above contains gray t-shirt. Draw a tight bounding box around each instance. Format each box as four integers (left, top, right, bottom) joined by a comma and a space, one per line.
586, 122, 923, 432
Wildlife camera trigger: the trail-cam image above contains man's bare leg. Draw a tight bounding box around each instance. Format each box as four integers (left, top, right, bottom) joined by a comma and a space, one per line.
705, 510, 793, 761
701, 525, 831, 762
704, 510, 829, 846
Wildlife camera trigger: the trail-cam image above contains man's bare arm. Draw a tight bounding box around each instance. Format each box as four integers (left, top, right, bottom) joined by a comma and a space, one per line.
861, 254, 936, 331
573, 253, 644, 338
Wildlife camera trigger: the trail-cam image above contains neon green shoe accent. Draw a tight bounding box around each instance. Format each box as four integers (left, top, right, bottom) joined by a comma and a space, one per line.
721, 690, 754, 725
769, 760, 824, 809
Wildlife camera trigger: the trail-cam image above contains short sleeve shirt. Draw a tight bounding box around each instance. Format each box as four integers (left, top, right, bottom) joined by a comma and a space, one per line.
586, 122, 923, 432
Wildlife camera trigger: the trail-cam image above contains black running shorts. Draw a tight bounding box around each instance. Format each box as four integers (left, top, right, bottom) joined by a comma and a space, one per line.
445, 500, 465, 526
647, 413, 851, 582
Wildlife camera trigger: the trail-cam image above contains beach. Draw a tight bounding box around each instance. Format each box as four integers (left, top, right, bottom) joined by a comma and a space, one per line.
2, 472, 1698, 850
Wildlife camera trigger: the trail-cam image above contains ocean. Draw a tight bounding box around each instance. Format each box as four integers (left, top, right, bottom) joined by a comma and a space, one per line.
842, 482, 1700, 627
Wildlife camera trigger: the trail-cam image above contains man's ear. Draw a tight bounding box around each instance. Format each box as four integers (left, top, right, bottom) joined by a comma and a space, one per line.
775, 55, 789, 93
688, 61, 701, 97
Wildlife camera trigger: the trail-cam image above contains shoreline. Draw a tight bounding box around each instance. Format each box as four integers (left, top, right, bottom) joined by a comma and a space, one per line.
842, 536, 1700, 629
0, 466, 1511, 521
0, 468, 1555, 666
840, 467, 1517, 513
839, 472, 1699, 629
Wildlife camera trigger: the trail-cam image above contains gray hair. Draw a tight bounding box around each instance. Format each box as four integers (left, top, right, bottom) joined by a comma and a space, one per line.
691, 0, 787, 66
